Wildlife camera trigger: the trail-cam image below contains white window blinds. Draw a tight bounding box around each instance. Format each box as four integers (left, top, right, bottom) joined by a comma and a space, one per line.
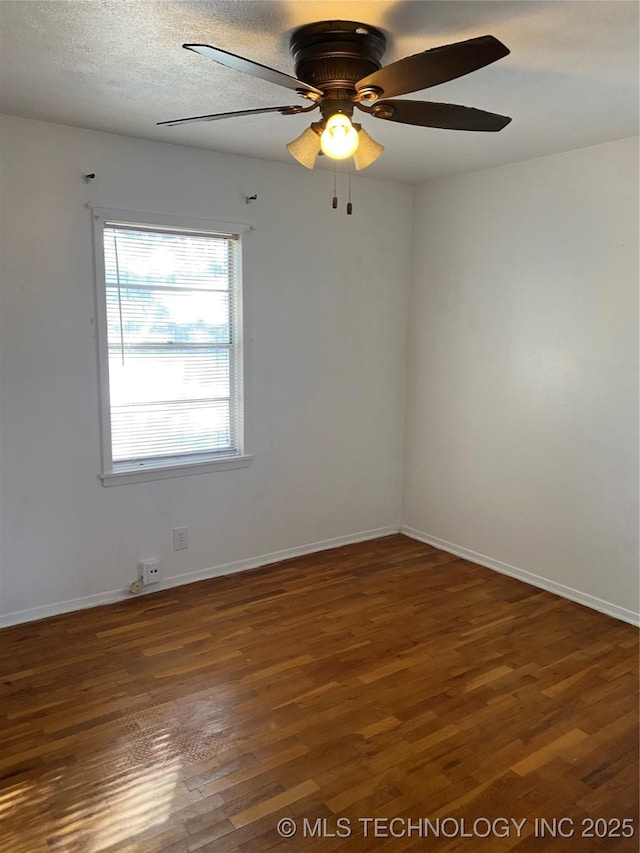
102, 222, 241, 466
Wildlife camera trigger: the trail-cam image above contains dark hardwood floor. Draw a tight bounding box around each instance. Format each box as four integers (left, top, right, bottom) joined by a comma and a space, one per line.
1, 534, 638, 852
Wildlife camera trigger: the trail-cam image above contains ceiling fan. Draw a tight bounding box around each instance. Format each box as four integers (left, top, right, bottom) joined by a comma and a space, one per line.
159, 20, 511, 171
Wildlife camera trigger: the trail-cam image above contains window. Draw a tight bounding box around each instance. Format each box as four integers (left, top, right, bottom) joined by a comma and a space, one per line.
93, 209, 250, 485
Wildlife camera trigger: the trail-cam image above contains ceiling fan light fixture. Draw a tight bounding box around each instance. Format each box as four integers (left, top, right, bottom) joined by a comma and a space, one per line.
352, 127, 384, 170
286, 125, 321, 168
320, 113, 359, 160
166, 22, 512, 176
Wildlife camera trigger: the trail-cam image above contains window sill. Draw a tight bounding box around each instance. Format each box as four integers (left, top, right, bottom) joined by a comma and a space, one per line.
99, 454, 253, 487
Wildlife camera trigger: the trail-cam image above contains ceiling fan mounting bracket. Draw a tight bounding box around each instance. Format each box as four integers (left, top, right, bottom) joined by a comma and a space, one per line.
356, 86, 384, 103
279, 103, 319, 115
290, 21, 386, 93
370, 103, 396, 119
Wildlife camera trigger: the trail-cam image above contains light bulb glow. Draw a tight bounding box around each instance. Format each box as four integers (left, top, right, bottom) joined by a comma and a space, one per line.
320, 114, 359, 160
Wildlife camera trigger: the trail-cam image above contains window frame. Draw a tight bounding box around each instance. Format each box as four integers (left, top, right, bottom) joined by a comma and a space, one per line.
92, 207, 252, 486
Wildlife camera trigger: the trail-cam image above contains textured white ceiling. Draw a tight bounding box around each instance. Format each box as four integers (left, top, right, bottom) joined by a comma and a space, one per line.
0, 1, 638, 183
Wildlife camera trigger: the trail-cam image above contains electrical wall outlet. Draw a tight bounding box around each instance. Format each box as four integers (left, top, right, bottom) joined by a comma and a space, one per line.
173, 527, 189, 551
138, 558, 160, 585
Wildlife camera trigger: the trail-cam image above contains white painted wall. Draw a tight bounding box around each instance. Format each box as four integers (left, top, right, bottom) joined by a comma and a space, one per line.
0, 115, 412, 623
403, 138, 639, 622
2, 117, 637, 627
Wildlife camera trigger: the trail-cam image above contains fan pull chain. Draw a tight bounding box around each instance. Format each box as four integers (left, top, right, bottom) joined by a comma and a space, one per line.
329, 167, 354, 214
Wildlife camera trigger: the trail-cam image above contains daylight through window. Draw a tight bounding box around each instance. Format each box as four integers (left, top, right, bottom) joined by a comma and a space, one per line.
95, 213, 246, 483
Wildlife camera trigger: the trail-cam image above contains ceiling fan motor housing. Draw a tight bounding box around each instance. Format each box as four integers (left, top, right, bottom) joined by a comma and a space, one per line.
290, 21, 386, 95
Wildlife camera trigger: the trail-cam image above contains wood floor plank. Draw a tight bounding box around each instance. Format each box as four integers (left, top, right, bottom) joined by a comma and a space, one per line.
0, 534, 637, 851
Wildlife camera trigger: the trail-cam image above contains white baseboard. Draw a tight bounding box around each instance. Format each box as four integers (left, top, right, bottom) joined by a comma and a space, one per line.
0, 525, 400, 628
0, 587, 135, 628
5, 524, 636, 629
401, 525, 640, 627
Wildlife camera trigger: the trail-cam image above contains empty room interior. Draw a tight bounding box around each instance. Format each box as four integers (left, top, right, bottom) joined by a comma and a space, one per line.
0, 1, 638, 851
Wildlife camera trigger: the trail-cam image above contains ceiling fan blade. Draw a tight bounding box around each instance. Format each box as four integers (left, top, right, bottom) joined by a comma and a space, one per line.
364, 100, 511, 131
356, 35, 509, 99
184, 44, 323, 96
157, 105, 310, 127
